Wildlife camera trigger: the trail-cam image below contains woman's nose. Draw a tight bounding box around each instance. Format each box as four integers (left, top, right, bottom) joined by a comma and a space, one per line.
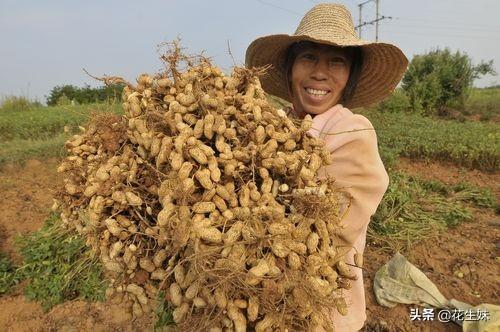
309, 60, 329, 80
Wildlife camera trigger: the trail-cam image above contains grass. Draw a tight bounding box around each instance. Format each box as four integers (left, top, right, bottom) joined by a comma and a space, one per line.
465, 87, 500, 121
0, 253, 19, 295
3, 214, 107, 310
0, 101, 123, 168
419, 179, 498, 210
369, 171, 497, 252
0, 95, 42, 113
0, 102, 122, 141
154, 292, 175, 331
0, 133, 69, 168
362, 110, 500, 172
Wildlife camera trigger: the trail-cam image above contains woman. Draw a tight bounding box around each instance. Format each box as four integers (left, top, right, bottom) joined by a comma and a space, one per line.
246, 3, 408, 331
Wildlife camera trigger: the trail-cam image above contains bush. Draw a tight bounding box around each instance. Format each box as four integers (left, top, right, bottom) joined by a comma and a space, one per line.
402, 48, 495, 116
377, 89, 411, 113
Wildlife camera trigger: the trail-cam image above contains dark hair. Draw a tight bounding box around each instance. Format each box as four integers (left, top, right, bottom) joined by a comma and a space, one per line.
283, 41, 364, 105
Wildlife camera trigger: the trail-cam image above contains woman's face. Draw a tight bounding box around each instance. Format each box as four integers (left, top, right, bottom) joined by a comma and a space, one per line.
290, 44, 352, 117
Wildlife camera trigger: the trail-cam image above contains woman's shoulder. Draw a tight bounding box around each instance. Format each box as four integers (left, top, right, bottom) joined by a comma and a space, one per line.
311, 105, 376, 142
335, 107, 374, 130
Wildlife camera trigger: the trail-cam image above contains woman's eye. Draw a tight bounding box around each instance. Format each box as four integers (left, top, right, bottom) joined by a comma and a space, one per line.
299, 53, 315, 61
330, 57, 345, 64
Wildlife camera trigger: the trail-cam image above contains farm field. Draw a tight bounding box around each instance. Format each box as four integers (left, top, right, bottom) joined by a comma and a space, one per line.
0, 100, 498, 331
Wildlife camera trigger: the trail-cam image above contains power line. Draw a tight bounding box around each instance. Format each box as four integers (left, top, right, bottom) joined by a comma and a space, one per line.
343, 0, 360, 6
357, 15, 393, 29
388, 22, 495, 32
358, 0, 374, 6
393, 16, 500, 29
255, 0, 301, 16
383, 30, 495, 40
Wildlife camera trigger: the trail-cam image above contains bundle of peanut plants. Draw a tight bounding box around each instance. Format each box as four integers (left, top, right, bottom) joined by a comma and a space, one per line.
54, 43, 359, 331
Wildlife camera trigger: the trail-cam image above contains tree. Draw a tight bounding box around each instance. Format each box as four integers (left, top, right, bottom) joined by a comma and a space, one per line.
402, 48, 495, 116
46, 84, 124, 106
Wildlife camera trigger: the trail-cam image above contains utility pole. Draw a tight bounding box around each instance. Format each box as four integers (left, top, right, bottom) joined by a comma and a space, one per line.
357, 0, 374, 38
375, 0, 380, 41
355, 0, 392, 41
358, 4, 363, 38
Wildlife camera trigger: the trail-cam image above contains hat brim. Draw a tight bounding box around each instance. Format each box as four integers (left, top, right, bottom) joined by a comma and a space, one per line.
245, 34, 408, 109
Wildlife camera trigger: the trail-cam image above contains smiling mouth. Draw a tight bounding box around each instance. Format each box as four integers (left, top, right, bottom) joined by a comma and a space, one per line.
304, 87, 330, 100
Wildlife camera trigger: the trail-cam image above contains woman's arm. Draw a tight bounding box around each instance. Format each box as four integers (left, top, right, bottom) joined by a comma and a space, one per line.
309, 106, 389, 247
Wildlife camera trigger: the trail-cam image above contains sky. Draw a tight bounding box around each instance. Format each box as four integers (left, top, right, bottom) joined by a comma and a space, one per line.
1, 0, 499, 103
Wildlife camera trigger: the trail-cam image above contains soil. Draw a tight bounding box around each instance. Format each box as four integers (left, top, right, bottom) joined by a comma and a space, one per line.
0, 295, 153, 332
397, 157, 500, 196
359, 158, 500, 332
362, 207, 499, 332
0, 159, 62, 263
0, 159, 155, 331
0, 158, 498, 331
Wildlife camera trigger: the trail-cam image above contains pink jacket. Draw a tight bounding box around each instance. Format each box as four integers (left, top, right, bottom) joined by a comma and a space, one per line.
307, 104, 390, 331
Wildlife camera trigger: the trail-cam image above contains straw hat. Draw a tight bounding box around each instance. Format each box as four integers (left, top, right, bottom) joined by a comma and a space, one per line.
245, 3, 408, 109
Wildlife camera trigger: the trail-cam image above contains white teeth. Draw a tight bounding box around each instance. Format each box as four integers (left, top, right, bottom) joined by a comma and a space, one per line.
306, 88, 328, 95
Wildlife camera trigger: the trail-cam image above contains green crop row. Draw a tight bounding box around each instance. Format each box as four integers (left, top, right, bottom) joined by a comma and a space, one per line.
363, 111, 500, 172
